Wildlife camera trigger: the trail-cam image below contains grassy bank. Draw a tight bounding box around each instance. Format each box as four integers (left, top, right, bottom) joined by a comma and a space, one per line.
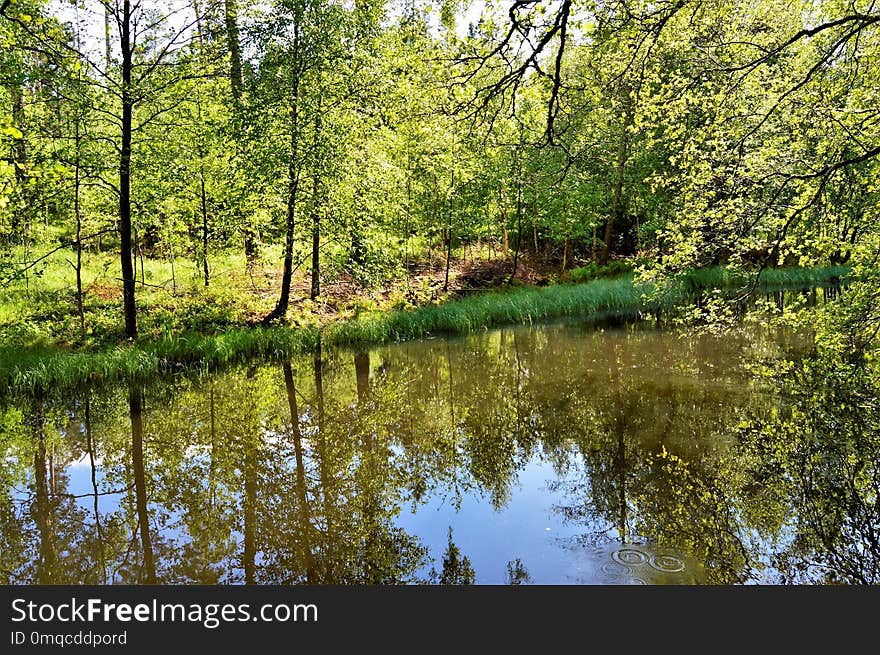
0, 265, 849, 392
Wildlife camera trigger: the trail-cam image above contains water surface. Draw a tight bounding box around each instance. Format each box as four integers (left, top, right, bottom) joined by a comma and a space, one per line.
2, 318, 877, 584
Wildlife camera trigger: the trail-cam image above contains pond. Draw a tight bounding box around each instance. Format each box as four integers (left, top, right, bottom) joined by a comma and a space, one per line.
2, 315, 878, 584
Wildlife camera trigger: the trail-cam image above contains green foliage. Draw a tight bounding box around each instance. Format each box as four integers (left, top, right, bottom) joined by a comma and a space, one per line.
434, 528, 475, 585
567, 260, 634, 283
505, 559, 532, 585
736, 356, 880, 583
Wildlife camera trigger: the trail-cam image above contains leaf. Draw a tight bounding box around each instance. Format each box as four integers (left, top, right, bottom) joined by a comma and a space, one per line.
2, 125, 23, 140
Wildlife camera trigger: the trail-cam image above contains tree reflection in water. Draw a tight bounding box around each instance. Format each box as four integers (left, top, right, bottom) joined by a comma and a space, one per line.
0, 321, 876, 584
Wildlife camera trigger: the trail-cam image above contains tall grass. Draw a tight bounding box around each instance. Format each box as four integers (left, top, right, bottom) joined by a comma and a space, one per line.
0, 265, 849, 392
328, 275, 646, 345
677, 265, 849, 293
0, 327, 323, 393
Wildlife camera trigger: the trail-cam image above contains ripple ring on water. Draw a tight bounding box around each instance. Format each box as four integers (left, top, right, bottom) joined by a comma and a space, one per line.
649, 554, 686, 573
611, 548, 648, 566
601, 562, 632, 577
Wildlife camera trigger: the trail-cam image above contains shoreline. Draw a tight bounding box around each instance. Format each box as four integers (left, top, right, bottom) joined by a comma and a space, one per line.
0, 265, 849, 393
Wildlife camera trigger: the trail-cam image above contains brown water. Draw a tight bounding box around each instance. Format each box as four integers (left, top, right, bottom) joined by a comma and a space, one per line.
2, 319, 878, 584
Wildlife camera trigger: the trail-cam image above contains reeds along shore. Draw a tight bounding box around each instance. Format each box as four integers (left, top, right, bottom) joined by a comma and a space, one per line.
1, 265, 850, 392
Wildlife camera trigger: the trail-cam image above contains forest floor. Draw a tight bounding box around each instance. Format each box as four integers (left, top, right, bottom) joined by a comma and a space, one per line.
245, 253, 555, 323
1, 244, 568, 351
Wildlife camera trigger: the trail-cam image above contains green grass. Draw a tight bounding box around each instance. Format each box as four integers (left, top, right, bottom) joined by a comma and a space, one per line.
0, 265, 850, 392
677, 265, 850, 293
328, 275, 646, 344
1, 327, 323, 393
0, 244, 284, 348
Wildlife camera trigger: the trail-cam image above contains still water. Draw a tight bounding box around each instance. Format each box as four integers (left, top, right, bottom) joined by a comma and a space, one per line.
2, 318, 878, 584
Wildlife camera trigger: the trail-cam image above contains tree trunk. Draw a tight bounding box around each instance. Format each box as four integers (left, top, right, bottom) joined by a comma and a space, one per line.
313, 342, 333, 579
500, 186, 508, 253
509, 159, 523, 284
444, 170, 453, 291
200, 167, 209, 287
264, 18, 301, 323
224, 0, 244, 103
31, 398, 57, 584
605, 340, 628, 544
444, 228, 453, 290
600, 92, 634, 266
350, 215, 366, 269
85, 396, 107, 582
309, 214, 321, 300
208, 386, 216, 509
404, 163, 411, 279
136, 223, 145, 286
129, 385, 156, 583
166, 221, 177, 294
243, 439, 257, 584
74, 115, 85, 336
354, 349, 379, 582
310, 108, 322, 301
242, 367, 258, 584
283, 362, 315, 583
103, 3, 112, 70
355, 351, 370, 403
119, 0, 137, 339
532, 219, 539, 255
310, 195, 320, 300
8, 84, 28, 239
191, 4, 210, 287
223, 0, 257, 265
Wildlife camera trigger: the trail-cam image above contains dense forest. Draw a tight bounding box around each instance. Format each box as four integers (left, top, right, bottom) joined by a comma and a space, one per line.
0, 0, 878, 377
